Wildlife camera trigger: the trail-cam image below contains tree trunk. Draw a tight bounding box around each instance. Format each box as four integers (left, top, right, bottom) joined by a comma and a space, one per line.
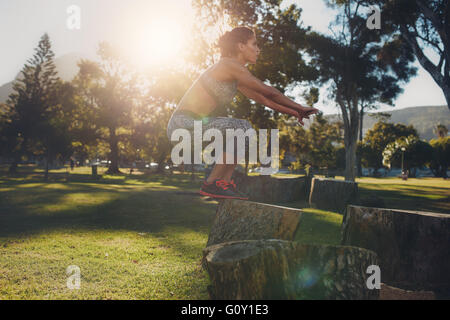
202, 239, 379, 300
344, 136, 357, 181
156, 157, 166, 173
206, 199, 302, 247
444, 86, 450, 112
245, 157, 249, 176
44, 150, 49, 181
105, 127, 121, 174
357, 108, 364, 177
8, 155, 19, 174
342, 205, 450, 297
337, 94, 359, 182
190, 165, 196, 180
8, 136, 27, 174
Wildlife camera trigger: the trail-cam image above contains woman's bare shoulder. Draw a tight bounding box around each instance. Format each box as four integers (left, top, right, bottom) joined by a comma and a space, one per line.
219, 58, 247, 71
205, 59, 240, 81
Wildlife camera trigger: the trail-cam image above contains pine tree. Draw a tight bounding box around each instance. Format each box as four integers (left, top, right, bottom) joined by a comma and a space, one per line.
4, 33, 62, 176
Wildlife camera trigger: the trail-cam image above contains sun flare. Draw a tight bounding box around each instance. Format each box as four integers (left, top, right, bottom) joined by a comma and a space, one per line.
133, 19, 186, 67
116, 5, 191, 70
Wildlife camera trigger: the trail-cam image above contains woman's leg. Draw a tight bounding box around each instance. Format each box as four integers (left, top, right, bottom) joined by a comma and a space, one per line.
221, 164, 237, 182
205, 150, 237, 183
202, 116, 252, 184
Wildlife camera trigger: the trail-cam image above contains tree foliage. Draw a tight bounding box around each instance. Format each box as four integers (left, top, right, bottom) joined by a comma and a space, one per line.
363, 0, 450, 110
429, 136, 449, 177
361, 120, 418, 172
72, 42, 141, 174
382, 135, 434, 176
280, 112, 343, 171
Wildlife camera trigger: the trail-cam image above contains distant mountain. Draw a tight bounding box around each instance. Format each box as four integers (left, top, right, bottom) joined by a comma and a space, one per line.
322, 106, 449, 141
0, 82, 14, 104
0, 52, 89, 103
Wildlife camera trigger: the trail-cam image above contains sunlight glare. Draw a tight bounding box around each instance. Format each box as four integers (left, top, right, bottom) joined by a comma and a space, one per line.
130, 18, 186, 68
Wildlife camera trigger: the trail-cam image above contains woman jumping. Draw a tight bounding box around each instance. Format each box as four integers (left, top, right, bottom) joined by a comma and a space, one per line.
167, 26, 318, 200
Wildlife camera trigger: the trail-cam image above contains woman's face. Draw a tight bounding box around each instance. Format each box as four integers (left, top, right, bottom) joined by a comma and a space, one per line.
240, 35, 260, 64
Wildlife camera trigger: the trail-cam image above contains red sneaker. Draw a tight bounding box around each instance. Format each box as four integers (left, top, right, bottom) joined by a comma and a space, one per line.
228, 179, 249, 200
199, 179, 248, 200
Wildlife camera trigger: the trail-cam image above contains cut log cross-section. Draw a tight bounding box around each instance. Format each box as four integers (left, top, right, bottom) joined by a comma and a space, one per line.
206, 199, 302, 247
230, 171, 310, 203
342, 205, 450, 296
309, 178, 359, 214
202, 240, 379, 300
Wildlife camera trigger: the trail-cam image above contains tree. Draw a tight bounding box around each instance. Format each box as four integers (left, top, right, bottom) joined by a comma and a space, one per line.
429, 136, 449, 178
382, 135, 434, 177
365, 0, 450, 110
2, 33, 72, 178
433, 123, 448, 138
306, 112, 343, 170
279, 110, 343, 173
73, 42, 140, 174
361, 121, 418, 174
304, 0, 417, 181
33, 80, 77, 179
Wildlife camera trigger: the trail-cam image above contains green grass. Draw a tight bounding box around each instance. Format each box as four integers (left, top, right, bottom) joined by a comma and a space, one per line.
0, 166, 214, 299
309, 175, 450, 214
0, 165, 448, 299
356, 176, 450, 214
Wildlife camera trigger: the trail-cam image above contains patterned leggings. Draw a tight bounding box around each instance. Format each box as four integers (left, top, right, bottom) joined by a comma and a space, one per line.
167, 111, 253, 161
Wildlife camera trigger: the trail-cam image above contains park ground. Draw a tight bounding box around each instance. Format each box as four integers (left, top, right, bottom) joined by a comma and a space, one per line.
0, 165, 448, 299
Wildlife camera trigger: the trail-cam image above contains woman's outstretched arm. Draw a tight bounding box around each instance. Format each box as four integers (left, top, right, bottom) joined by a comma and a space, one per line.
238, 85, 311, 126
229, 61, 318, 117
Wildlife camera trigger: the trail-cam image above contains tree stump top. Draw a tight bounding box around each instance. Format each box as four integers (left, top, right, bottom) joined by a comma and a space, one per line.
313, 177, 357, 184
206, 199, 303, 247
202, 239, 379, 300
348, 205, 450, 219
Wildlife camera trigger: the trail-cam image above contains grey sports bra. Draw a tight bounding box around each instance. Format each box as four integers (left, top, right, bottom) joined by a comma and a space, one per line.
174, 65, 238, 118
199, 68, 238, 110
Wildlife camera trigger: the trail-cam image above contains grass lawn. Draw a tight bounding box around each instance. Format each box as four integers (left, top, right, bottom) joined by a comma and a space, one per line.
321, 175, 450, 214
0, 165, 448, 299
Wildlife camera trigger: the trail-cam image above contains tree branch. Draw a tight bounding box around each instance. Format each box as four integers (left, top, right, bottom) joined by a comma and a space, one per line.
415, 0, 448, 57
400, 25, 444, 88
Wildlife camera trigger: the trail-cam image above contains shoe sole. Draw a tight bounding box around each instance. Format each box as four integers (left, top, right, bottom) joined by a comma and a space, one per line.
199, 190, 249, 200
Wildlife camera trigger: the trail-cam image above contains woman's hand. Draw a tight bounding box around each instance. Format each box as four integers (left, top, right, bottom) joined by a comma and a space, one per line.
296, 106, 319, 126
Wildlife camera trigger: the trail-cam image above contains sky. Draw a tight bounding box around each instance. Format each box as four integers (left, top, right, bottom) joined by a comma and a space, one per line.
0, 0, 447, 115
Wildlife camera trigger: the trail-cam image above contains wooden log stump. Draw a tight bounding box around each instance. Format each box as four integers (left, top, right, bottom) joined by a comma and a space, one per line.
379, 283, 435, 300
309, 178, 359, 214
342, 205, 450, 296
232, 171, 309, 203
202, 239, 379, 300
206, 199, 302, 247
